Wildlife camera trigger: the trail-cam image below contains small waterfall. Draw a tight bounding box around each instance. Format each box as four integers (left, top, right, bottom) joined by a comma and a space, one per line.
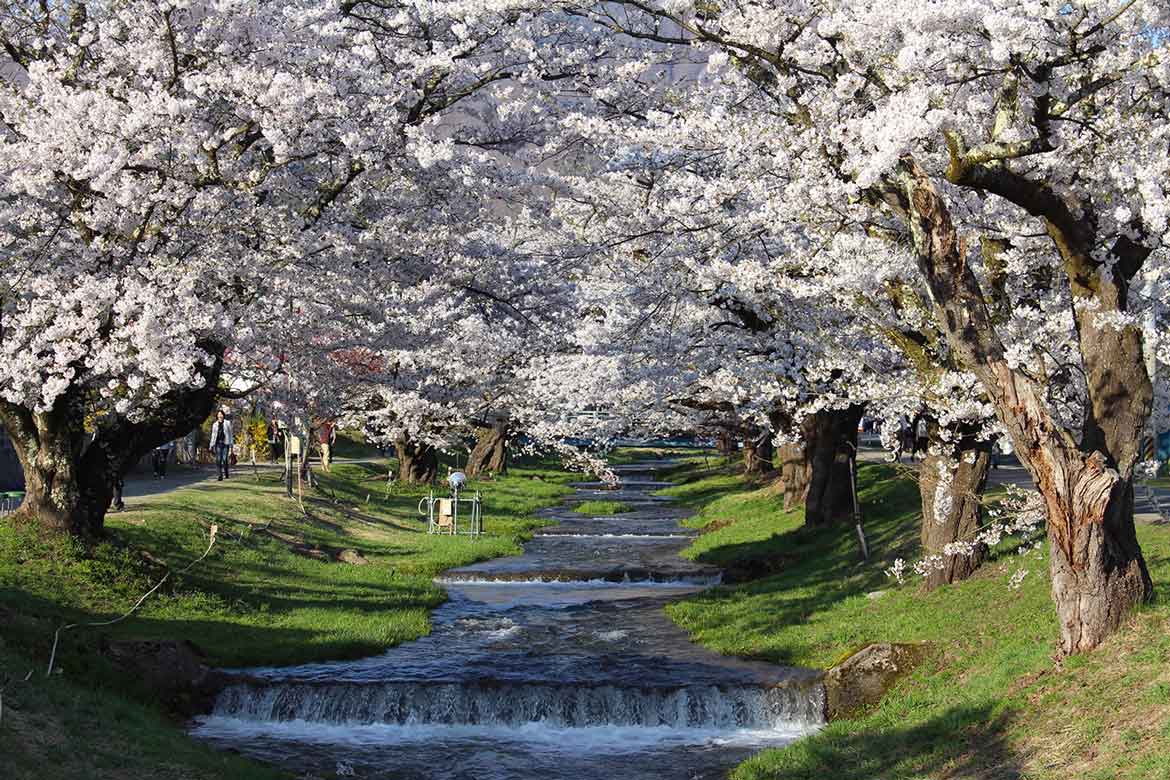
212, 680, 825, 730
192, 461, 825, 779
436, 572, 723, 586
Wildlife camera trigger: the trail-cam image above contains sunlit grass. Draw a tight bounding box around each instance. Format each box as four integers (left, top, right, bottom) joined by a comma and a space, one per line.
660, 465, 1170, 780
0, 455, 574, 780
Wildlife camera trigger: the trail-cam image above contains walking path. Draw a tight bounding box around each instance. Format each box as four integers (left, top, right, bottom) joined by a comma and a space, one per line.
190, 459, 823, 780
120, 458, 383, 501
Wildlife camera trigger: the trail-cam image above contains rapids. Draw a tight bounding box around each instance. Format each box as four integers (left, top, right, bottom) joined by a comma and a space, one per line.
191, 459, 822, 779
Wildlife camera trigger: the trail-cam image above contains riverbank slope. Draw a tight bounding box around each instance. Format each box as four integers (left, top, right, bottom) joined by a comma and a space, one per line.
1, 459, 573, 779
661, 461, 1170, 780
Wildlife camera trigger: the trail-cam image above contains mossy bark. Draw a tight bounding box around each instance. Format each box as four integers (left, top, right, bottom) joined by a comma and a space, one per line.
777, 441, 810, 511
466, 417, 508, 477
395, 435, 438, 484
0, 345, 224, 539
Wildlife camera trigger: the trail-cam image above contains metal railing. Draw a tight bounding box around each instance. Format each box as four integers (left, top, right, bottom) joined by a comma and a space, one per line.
419, 490, 483, 536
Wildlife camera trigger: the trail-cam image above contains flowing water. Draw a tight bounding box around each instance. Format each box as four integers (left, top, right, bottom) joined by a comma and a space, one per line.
191, 460, 824, 779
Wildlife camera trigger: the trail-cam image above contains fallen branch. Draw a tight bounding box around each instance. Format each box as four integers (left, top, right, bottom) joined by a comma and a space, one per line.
45, 524, 219, 677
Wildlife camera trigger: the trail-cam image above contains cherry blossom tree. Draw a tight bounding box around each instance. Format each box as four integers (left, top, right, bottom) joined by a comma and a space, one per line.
0, 0, 554, 534
517, 0, 1170, 651
6, 0, 1166, 659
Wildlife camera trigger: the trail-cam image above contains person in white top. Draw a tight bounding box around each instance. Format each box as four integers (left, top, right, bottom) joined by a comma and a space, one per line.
208, 410, 234, 481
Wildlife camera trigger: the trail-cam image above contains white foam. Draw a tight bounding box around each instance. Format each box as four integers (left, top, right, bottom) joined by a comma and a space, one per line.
443, 582, 711, 609
594, 629, 629, 642
453, 616, 520, 639
191, 717, 817, 752
436, 575, 721, 587
535, 533, 692, 539
483, 626, 522, 640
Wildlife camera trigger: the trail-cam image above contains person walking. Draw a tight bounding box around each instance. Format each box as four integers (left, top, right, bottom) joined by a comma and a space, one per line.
209, 410, 234, 481
911, 415, 929, 462
300, 417, 314, 484
110, 474, 125, 512
180, 428, 198, 465
268, 415, 283, 463
895, 415, 911, 462
318, 419, 337, 473
152, 439, 174, 478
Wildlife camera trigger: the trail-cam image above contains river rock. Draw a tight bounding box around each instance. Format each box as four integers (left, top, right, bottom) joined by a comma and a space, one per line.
100, 638, 232, 716
337, 548, 369, 565
822, 641, 931, 720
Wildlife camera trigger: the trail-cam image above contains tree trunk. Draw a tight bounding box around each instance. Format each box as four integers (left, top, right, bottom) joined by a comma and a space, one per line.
901, 158, 1153, 652
777, 442, 810, 510
0, 344, 224, 539
743, 429, 774, 476
1047, 467, 1150, 654
466, 417, 508, 477
395, 435, 438, 484
716, 429, 736, 458
918, 424, 991, 590
804, 405, 865, 526
2, 391, 108, 537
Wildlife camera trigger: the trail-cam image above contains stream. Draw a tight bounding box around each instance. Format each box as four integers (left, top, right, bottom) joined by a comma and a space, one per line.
191, 459, 824, 779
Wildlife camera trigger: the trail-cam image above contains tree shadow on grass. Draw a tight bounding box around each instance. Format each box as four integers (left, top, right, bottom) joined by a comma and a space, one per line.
671, 474, 925, 666
1, 583, 439, 674
753, 703, 1025, 780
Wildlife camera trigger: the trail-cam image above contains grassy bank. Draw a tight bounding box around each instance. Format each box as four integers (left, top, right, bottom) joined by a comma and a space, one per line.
660, 462, 1170, 780
1, 458, 574, 779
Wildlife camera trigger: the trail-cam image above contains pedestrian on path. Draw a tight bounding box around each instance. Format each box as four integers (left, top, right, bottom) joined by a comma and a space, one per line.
110, 474, 125, 511
152, 439, 174, 478
209, 410, 234, 481
300, 417, 314, 484
911, 415, 929, 461
318, 419, 337, 472
268, 415, 283, 463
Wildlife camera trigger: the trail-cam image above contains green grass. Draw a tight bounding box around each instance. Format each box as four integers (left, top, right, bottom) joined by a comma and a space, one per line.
0, 456, 574, 780
0, 641, 288, 780
660, 464, 1170, 780
574, 500, 634, 515
2, 460, 573, 667
329, 428, 385, 459
605, 446, 716, 466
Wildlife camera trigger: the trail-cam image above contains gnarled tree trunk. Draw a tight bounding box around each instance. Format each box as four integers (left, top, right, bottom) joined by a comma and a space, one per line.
777, 441, 811, 510
918, 423, 991, 590
2, 391, 110, 537
742, 429, 774, 476
395, 435, 438, 485
804, 405, 865, 526
1038, 452, 1151, 654
0, 345, 224, 539
466, 417, 508, 477
716, 429, 736, 458
902, 158, 1153, 652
